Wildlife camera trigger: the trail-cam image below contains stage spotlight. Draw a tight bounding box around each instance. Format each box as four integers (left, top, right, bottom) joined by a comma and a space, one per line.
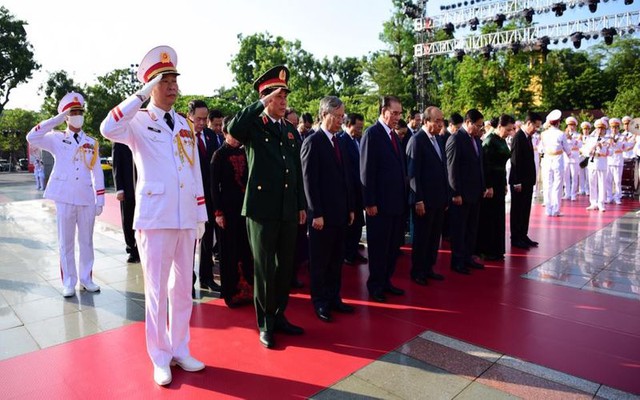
552, 2, 567, 16
587, 0, 599, 13
629, 28, 636, 34
553, 39, 559, 44
481, 45, 492, 59
440, 5, 445, 10
593, 33, 599, 39
454, 49, 466, 62
452, 4, 456, 8
570, 32, 584, 48
602, 27, 617, 45
494, 13, 506, 28
562, 37, 568, 43
464, 1, 468, 5
535, 36, 550, 57
584, 34, 591, 39
470, 0, 475, 4
402, 1, 421, 18
509, 41, 521, 54
625, 0, 633, 4
521, 8, 534, 23
443, 23, 455, 35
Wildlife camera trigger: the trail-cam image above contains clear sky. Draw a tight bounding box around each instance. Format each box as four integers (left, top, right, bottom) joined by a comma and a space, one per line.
3, 0, 395, 111
3, 0, 636, 111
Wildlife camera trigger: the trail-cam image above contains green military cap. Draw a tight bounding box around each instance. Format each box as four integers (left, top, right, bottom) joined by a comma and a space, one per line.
253, 65, 290, 94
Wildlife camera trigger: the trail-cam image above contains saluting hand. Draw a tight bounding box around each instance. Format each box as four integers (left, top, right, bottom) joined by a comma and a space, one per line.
261, 88, 283, 107
136, 74, 163, 101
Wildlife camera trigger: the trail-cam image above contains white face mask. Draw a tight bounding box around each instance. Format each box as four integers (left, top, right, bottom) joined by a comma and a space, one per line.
68, 115, 84, 129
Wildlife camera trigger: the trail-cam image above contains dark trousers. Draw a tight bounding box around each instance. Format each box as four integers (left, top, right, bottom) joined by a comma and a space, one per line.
476, 187, 506, 257
410, 205, 445, 279
120, 199, 137, 256
196, 221, 215, 283
510, 185, 533, 242
293, 223, 309, 279
344, 209, 364, 260
365, 213, 404, 295
220, 214, 253, 303
246, 217, 297, 332
309, 225, 346, 309
449, 200, 480, 267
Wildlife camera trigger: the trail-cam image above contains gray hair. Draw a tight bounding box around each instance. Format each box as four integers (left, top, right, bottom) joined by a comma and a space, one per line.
318, 96, 343, 120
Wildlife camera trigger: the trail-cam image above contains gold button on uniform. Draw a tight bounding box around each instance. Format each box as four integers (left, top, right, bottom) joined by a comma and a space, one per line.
147, 191, 152, 195
285, 184, 288, 188
257, 185, 262, 190
180, 183, 184, 188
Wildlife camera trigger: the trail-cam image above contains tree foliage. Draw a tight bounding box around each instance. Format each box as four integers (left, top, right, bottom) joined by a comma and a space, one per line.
0, 6, 40, 115
0, 108, 41, 160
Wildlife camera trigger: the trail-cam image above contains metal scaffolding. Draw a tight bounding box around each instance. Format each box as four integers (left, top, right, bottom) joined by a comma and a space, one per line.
416, 0, 623, 30
414, 10, 639, 56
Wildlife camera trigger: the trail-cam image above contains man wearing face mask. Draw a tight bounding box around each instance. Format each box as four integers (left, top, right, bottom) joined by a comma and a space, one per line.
101, 46, 208, 386
27, 92, 104, 298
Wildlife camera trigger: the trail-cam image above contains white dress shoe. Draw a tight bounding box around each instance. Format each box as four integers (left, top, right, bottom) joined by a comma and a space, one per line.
62, 286, 75, 298
153, 365, 172, 386
81, 281, 100, 292
171, 356, 205, 372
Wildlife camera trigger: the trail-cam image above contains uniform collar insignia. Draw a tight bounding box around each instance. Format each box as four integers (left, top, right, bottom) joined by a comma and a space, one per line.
148, 111, 158, 121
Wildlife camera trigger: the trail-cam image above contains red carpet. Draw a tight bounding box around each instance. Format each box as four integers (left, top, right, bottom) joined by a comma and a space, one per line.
2, 196, 639, 398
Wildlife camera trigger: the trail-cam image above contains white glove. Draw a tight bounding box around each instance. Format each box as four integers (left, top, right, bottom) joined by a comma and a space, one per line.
51, 108, 71, 127
135, 74, 163, 101
196, 222, 205, 240
95, 206, 103, 216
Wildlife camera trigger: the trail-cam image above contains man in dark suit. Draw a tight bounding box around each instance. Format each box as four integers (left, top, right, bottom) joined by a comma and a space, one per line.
509, 112, 542, 249
112, 142, 139, 263
446, 109, 487, 275
439, 112, 463, 242
228, 66, 306, 349
207, 109, 225, 148
188, 100, 221, 295
406, 106, 448, 286
339, 113, 367, 266
301, 96, 355, 322
360, 95, 407, 303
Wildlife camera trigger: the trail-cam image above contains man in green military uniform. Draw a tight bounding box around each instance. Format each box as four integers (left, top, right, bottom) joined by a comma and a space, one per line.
228, 65, 307, 349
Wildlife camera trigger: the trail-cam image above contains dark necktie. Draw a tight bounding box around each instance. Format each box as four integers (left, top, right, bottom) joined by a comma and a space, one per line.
331, 135, 342, 164
73, 133, 79, 144
164, 112, 174, 130
196, 132, 206, 156
390, 130, 399, 155
430, 135, 442, 160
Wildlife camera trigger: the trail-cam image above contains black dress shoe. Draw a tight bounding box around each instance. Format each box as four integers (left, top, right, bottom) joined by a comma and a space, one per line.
343, 258, 355, 266
354, 254, 368, 264
192, 287, 196, 299
466, 260, 484, 270
370, 292, 387, 303
385, 285, 405, 295
411, 276, 428, 286
290, 279, 304, 289
426, 271, 445, 281
259, 331, 275, 348
200, 279, 221, 292
275, 319, 304, 335
512, 240, 530, 249
525, 237, 539, 247
483, 254, 503, 261
315, 307, 332, 322
451, 265, 471, 275
126, 254, 140, 263
332, 302, 355, 313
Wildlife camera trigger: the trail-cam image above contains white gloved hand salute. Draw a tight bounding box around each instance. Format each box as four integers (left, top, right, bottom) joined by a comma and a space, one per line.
135, 73, 163, 102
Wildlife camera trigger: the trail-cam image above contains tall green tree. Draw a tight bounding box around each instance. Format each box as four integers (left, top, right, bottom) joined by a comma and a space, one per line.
0, 108, 41, 161
367, 0, 416, 108
84, 68, 138, 137
0, 6, 40, 115
39, 70, 85, 116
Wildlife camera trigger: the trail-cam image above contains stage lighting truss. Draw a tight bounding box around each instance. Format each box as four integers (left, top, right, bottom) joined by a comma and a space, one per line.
413, 10, 639, 57
413, 0, 635, 32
